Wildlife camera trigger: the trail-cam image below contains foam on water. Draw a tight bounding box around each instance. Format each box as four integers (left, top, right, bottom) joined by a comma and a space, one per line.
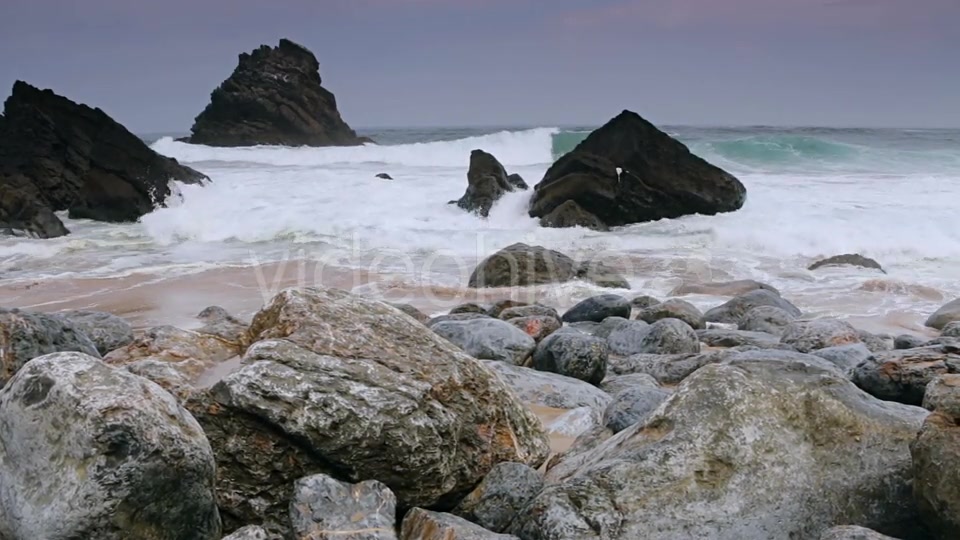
3, 126, 960, 327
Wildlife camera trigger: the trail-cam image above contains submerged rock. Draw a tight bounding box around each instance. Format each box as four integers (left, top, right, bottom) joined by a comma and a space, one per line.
0, 80, 206, 230
184, 39, 365, 147
528, 110, 746, 227
668, 279, 779, 297
431, 318, 536, 365
808, 254, 885, 273
189, 288, 549, 531
538, 200, 609, 231
468, 243, 627, 289
510, 359, 928, 540
455, 150, 526, 217
289, 474, 397, 540
0, 352, 220, 540
0, 308, 100, 385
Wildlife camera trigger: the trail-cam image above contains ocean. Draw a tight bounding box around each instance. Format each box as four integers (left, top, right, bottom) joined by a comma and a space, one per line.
2, 125, 959, 333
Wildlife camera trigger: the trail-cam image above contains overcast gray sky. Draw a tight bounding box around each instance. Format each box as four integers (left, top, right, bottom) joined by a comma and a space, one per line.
1, 0, 957, 132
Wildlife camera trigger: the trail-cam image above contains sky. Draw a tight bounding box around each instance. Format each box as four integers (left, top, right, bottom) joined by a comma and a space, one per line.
1, 0, 958, 132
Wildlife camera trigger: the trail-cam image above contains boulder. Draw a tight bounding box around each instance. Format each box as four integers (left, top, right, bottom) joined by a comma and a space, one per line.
195, 306, 249, 343
538, 200, 608, 231
812, 343, 874, 377
858, 329, 894, 353
605, 320, 652, 356
561, 294, 631, 323
103, 325, 241, 399
506, 173, 528, 190
450, 302, 490, 315
486, 300, 528, 318
912, 375, 960, 539
0, 352, 220, 540
532, 331, 608, 384
926, 298, 960, 330
819, 526, 900, 540
696, 328, 782, 349
431, 318, 536, 365
481, 361, 612, 413
602, 384, 670, 433
528, 110, 746, 227
738, 305, 797, 335
637, 318, 701, 355
468, 243, 627, 289
188, 288, 549, 530
498, 304, 560, 322
289, 474, 397, 540
630, 295, 661, 309
808, 254, 885, 273
388, 303, 431, 325
453, 462, 544, 533
510, 359, 928, 540
942, 321, 960, 338
0, 81, 206, 229
505, 315, 561, 342
705, 289, 802, 324
669, 279, 779, 297
852, 344, 960, 405
922, 374, 960, 412
58, 309, 134, 355
636, 298, 705, 329
781, 318, 862, 353
222, 526, 271, 540
0, 307, 100, 385
599, 373, 663, 396
455, 150, 526, 217
401, 509, 518, 540
0, 175, 69, 238
183, 39, 365, 147
725, 348, 848, 378
895, 334, 929, 350
609, 351, 732, 385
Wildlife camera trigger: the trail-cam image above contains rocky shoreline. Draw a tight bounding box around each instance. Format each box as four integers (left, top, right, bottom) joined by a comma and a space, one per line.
2, 244, 960, 539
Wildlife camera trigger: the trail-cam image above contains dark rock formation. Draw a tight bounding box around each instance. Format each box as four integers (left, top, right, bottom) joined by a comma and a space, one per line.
538, 200, 609, 231
528, 110, 746, 227
184, 39, 366, 147
0, 81, 206, 237
809, 254, 885, 273
453, 462, 543, 533
561, 294, 631, 323
376, 173, 393, 180
455, 150, 527, 217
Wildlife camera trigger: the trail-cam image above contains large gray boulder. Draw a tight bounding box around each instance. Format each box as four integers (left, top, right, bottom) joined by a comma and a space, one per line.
532, 331, 608, 384
0, 352, 220, 540
58, 309, 134, 355
454, 462, 544, 533
926, 298, 960, 330
852, 344, 960, 406
781, 318, 862, 353
289, 474, 397, 540
468, 243, 627, 289
481, 361, 612, 413
739, 305, 797, 335
431, 318, 536, 365
636, 318, 701, 355
187, 288, 549, 532
510, 359, 928, 540
705, 289, 802, 324
604, 320, 651, 356
401, 509, 518, 540
911, 374, 960, 539
635, 298, 705, 330
0, 308, 100, 386
609, 350, 733, 385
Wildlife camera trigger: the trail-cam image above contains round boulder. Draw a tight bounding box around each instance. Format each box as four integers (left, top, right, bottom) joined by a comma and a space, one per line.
431, 318, 536, 365
532, 332, 609, 384
562, 294, 631, 324
636, 298, 705, 330
637, 318, 700, 355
